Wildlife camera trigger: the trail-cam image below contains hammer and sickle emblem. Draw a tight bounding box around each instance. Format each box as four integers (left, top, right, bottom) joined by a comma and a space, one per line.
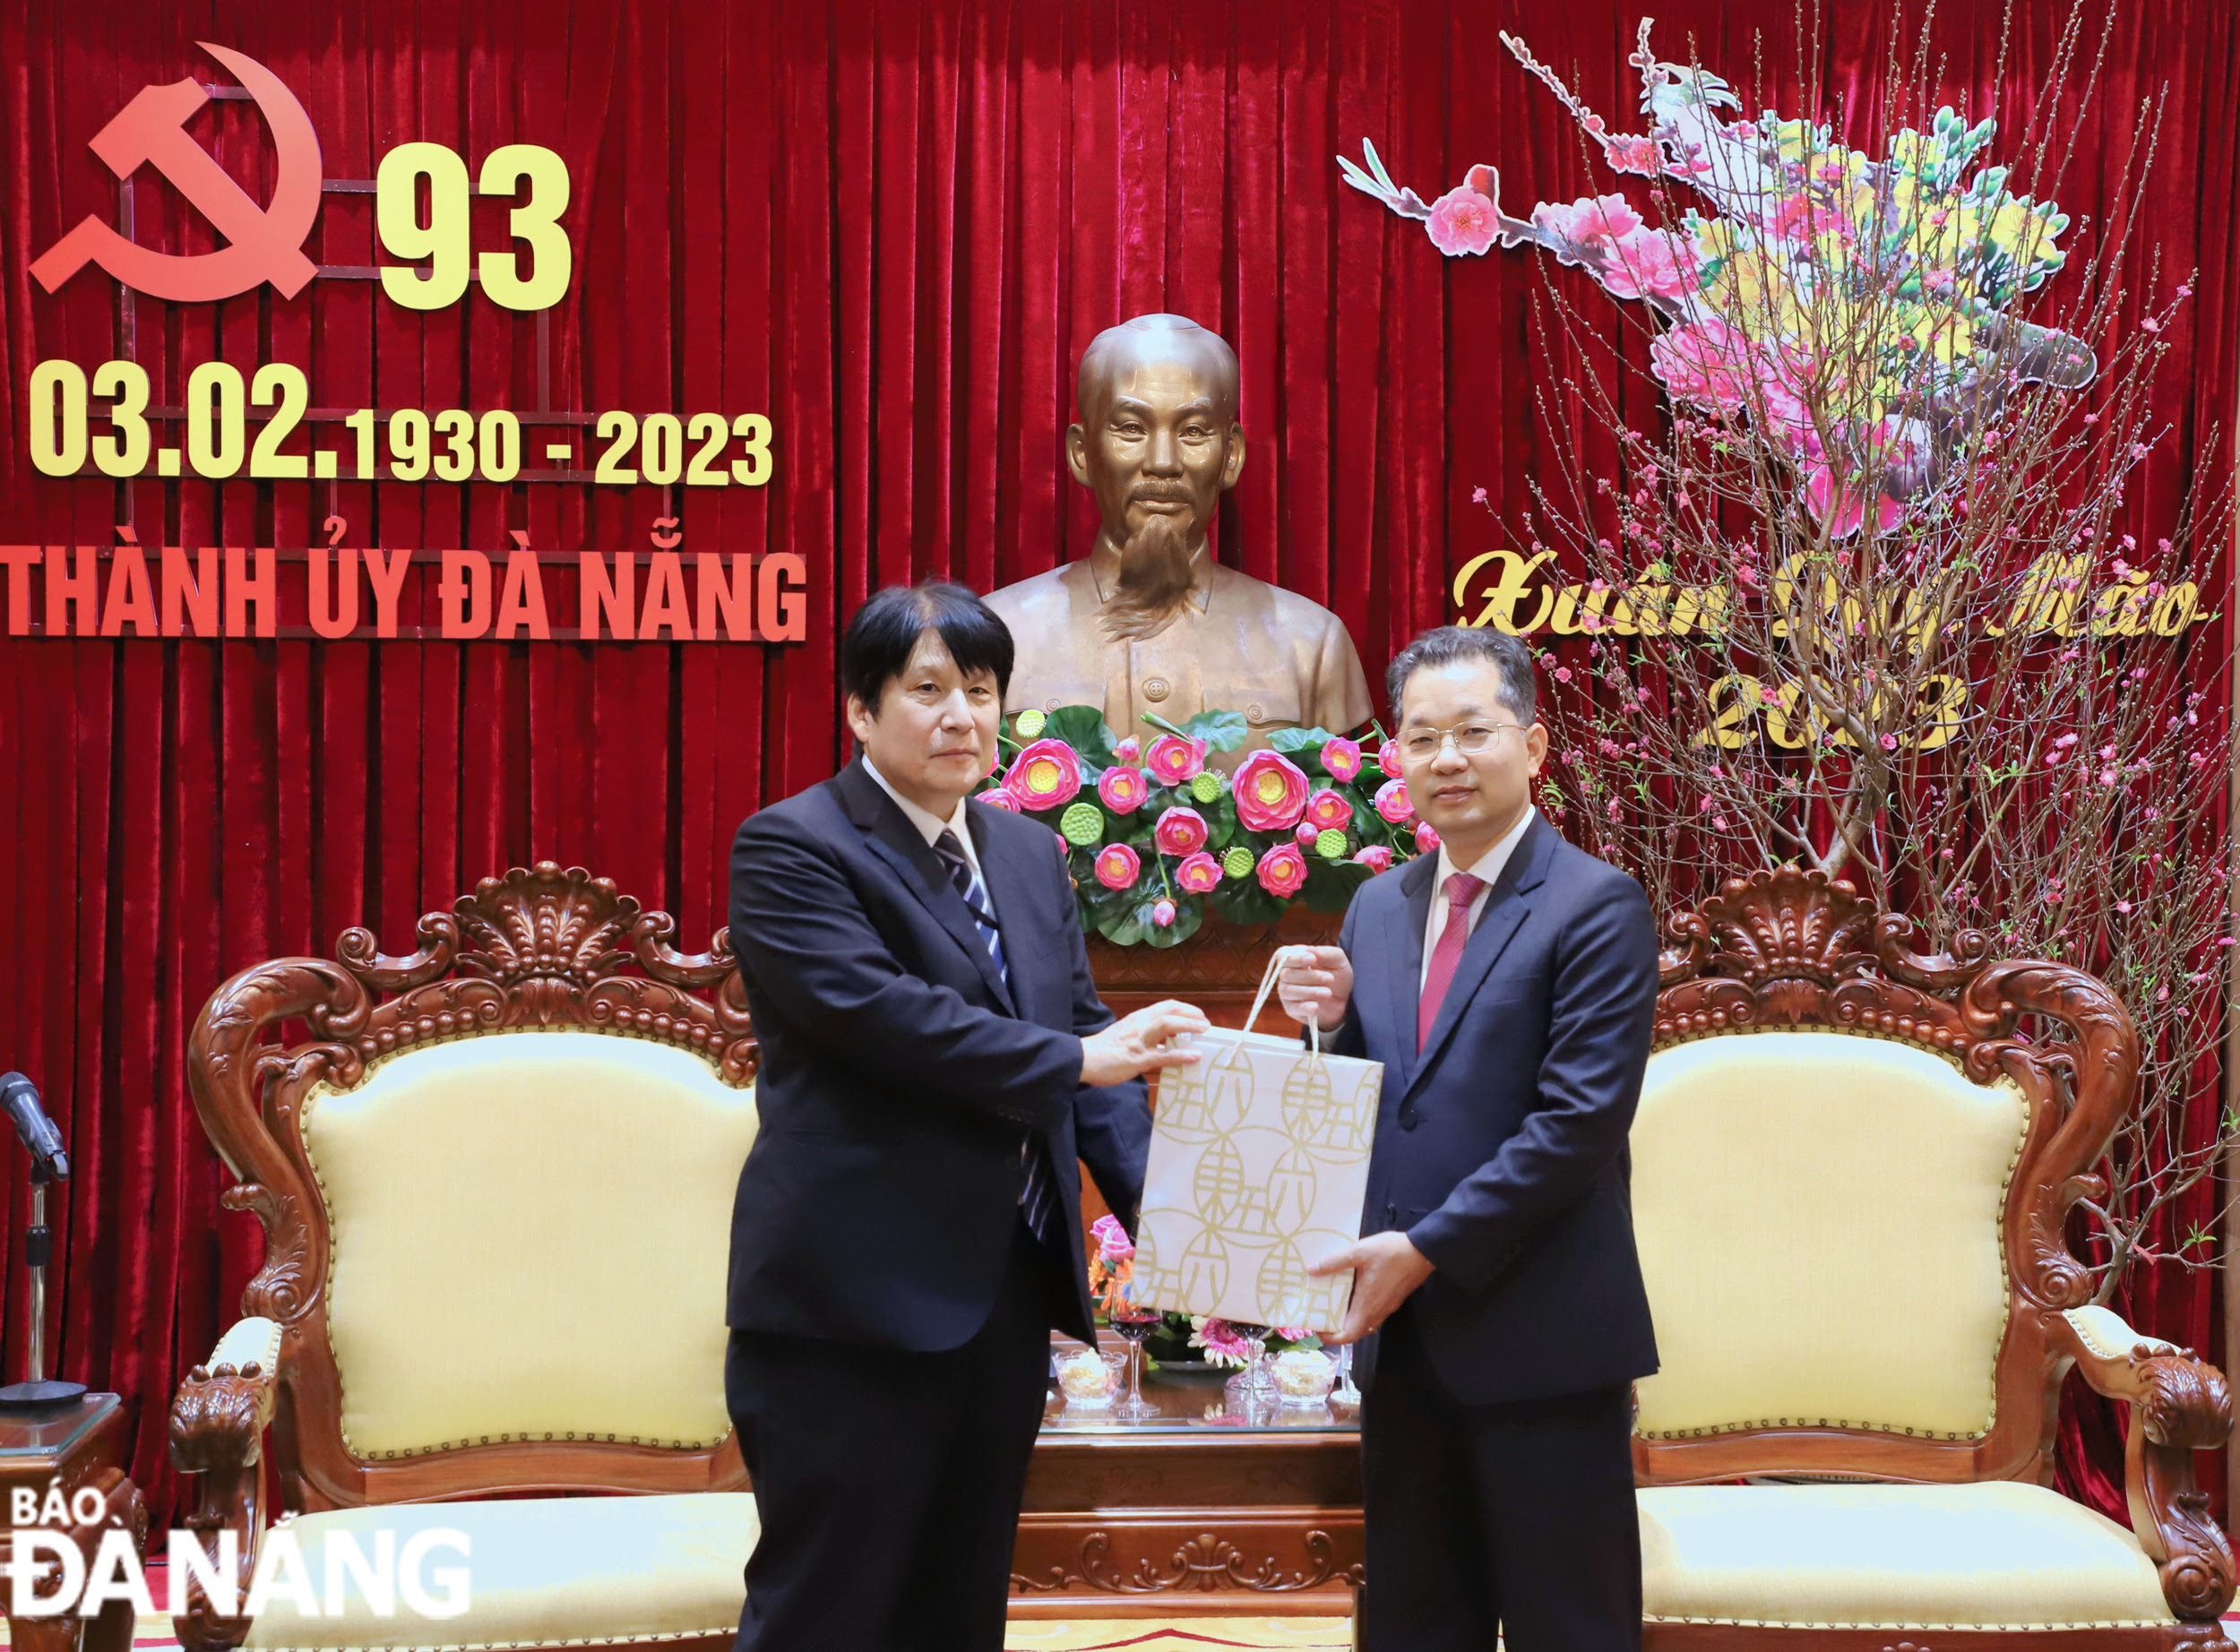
30, 42, 322, 303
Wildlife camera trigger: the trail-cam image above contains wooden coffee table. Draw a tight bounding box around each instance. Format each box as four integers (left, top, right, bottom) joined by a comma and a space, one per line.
1010, 1343, 1362, 1620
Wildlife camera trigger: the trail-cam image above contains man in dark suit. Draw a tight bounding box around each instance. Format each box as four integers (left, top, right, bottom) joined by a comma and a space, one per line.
1278, 624, 1660, 1652
725, 581, 1209, 1652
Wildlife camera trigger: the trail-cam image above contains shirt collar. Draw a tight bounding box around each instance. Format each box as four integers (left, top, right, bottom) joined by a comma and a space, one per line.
1086, 539, 1215, 614
1434, 805, 1536, 900
860, 756, 974, 854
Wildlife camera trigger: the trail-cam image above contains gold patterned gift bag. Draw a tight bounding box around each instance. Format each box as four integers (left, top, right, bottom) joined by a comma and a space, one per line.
1129, 948, 1383, 1333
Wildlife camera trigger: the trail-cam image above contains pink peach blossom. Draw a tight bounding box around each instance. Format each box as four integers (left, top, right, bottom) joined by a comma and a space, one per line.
1605, 134, 1660, 176
1427, 186, 1501, 256
1598, 228, 1692, 302
1531, 193, 1642, 249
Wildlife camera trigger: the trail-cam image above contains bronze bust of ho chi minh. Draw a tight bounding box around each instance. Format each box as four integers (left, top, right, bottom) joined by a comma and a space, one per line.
985, 313, 1374, 761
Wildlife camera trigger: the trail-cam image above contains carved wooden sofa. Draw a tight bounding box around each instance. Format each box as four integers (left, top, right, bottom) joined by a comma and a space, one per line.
1629, 870, 2233, 1650
171, 865, 760, 1652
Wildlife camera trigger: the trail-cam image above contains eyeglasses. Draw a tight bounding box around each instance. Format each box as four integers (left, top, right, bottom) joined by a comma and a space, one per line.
1399, 722, 1527, 761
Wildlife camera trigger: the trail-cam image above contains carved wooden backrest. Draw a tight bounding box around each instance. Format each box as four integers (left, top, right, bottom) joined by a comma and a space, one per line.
1632, 869, 2136, 1488
187, 864, 759, 1512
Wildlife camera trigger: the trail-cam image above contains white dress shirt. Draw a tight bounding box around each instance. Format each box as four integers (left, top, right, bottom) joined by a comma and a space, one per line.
1420, 805, 1535, 990
861, 757, 995, 910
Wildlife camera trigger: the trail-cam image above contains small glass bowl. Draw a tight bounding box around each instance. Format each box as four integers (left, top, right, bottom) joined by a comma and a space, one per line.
1056, 1347, 1127, 1408
1272, 1347, 1336, 1407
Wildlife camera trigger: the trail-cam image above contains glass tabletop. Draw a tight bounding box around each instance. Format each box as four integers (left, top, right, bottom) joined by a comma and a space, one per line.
1040, 1343, 1359, 1434
0, 1392, 116, 1458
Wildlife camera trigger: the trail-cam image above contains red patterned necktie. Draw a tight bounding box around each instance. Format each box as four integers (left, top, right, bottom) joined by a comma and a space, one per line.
1417, 873, 1486, 1050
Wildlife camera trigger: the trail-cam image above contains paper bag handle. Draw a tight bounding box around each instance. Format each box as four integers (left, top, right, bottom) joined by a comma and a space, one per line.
1244, 945, 1319, 1055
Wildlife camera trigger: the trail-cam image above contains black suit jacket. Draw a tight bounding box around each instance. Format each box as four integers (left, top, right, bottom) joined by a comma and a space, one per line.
1326, 812, 1661, 1405
725, 758, 1147, 1350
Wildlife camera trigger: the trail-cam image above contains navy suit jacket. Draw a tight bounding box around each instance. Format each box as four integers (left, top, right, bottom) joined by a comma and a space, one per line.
1326, 812, 1661, 1405
725, 758, 1149, 1350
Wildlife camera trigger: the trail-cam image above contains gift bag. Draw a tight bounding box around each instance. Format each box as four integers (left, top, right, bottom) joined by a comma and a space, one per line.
1129, 949, 1383, 1333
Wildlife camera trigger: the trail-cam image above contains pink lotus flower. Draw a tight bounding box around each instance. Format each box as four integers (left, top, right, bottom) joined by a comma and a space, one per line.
1098, 766, 1150, 814
1090, 1213, 1135, 1263
1095, 842, 1142, 891
1598, 228, 1692, 302
1376, 739, 1405, 779
1113, 736, 1142, 761
1305, 788, 1353, 831
1053, 830, 1072, 855
1606, 134, 1660, 176
1532, 192, 1642, 249
1152, 899, 1176, 928
1006, 738, 1083, 811
1353, 844, 1395, 873
1427, 185, 1500, 256
1415, 822, 1442, 854
1145, 734, 1209, 786
1295, 822, 1321, 845
1256, 842, 1309, 899
1175, 851, 1223, 893
1154, 806, 1210, 856
978, 789, 1020, 812
1234, 751, 1311, 831
1374, 779, 1416, 823
1319, 736, 1363, 781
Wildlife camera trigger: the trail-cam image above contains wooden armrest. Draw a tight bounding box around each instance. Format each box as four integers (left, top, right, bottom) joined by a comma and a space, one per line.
2050, 1305, 2236, 1622
169, 1317, 283, 1652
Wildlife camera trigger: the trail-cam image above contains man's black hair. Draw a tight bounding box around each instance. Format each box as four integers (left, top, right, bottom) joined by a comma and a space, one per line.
841, 581, 1016, 711
1385, 625, 1537, 724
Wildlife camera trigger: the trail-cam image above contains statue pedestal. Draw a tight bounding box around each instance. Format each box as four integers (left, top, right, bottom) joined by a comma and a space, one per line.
1090, 904, 1344, 1032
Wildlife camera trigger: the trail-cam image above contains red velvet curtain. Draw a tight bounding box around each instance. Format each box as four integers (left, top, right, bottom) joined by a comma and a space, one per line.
0, 0, 2232, 1529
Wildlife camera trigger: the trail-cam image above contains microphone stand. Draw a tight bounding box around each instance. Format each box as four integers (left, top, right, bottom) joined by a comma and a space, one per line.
0, 1163, 86, 1411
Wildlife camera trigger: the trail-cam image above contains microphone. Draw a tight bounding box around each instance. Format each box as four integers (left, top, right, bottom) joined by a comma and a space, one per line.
0, 1075, 67, 1181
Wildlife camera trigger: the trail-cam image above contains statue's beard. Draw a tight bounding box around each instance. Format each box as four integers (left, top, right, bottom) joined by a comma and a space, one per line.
1102, 511, 1200, 642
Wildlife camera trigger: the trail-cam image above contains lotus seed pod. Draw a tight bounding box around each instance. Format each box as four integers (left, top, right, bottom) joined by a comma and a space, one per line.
1190, 770, 1223, 804
1059, 802, 1106, 846
1315, 829, 1348, 859
1222, 846, 1255, 879
1014, 708, 1047, 737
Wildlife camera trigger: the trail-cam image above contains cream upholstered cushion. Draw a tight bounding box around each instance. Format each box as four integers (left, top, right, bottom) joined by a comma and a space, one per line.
240, 1493, 757, 1650
1640, 1481, 2168, 1629
302, 1029, 757, 1459
210, 1316, 283, 1373
1632, 1030, 2028, 1439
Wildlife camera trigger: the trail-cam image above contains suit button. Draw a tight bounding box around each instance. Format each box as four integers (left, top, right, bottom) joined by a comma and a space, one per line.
1400, 1114, 1421, 1131
1143, 677, 1171, 702
1383, 1204, 1397, 1224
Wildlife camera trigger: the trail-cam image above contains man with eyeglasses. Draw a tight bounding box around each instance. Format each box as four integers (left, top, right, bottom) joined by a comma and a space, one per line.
1278, 625, 1660, 1652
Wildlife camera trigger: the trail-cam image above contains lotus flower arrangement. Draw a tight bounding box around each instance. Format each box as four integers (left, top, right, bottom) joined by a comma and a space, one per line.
978, 705, 1419, 946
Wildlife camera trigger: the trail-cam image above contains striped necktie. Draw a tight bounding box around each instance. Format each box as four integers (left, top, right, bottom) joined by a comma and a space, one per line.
934, 830, 1057, 1244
